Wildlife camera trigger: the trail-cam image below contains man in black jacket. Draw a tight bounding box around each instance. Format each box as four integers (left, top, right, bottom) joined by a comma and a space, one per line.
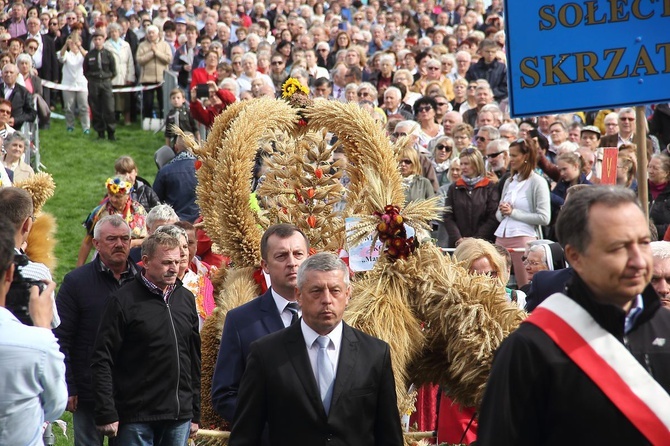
478, 186, 670, 445
91, 232, 201, 443
54, 215, 139, 446
465, 39, 507, 102
0, 63, 36, 130
84, 32, 117, 141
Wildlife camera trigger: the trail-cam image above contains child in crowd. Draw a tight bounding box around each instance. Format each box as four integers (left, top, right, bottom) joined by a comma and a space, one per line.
165, 88, 198, 146
114, 155, 160, 211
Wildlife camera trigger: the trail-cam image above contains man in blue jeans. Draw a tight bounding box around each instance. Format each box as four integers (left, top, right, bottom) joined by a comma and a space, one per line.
91, 232, 201, 444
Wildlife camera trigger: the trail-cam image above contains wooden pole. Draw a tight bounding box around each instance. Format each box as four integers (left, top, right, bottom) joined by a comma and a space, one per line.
635, 105, 649, 221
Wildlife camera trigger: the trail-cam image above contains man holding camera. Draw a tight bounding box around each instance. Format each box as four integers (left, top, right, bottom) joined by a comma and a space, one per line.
0, 187, 59, 327
0, 212, 68, 444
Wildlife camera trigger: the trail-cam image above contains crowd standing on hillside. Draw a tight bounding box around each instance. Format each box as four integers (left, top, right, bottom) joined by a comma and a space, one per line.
1, 0, 670, 445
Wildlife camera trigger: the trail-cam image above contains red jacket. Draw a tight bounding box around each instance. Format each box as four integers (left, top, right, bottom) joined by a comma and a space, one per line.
190, 89, 236, 127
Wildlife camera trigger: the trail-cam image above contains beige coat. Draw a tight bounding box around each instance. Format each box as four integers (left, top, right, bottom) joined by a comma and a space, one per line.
136, 40, 172, 84
104, 39, 136, 86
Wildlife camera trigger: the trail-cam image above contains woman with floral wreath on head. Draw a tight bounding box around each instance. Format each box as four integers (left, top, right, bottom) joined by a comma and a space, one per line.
76, 175, 148, 266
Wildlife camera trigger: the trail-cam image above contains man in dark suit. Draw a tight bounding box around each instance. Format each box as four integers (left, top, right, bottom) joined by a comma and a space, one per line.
18, 17, 58, 107
229, 252, 404, 446
0, 63, 36, 129
211, 224, 310, 422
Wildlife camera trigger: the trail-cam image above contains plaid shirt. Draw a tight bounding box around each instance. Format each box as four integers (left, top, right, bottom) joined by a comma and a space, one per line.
140, 271, 176, 303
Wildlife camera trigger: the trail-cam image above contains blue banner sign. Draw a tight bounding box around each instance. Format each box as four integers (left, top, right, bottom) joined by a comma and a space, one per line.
504, 0, 670, 117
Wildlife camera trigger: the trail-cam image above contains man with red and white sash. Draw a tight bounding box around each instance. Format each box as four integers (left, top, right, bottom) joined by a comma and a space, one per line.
478, 186, 670, 445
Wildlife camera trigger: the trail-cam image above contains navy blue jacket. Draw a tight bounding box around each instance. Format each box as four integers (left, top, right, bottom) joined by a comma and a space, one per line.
211, 289, 284, 422
153, 152, 200, 223
53, 259, 138, 402
525, 268, 574, 312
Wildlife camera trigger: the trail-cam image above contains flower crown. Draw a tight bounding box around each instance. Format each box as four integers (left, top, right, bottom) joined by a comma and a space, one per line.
106, 177, 133, 195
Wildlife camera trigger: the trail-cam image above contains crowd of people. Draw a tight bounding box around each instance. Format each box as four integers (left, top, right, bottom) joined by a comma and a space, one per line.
1, 0, 670, 445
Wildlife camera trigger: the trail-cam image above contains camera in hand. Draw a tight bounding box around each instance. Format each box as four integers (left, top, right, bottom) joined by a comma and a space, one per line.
196, 84, 210, 99
6, 253, 46, 326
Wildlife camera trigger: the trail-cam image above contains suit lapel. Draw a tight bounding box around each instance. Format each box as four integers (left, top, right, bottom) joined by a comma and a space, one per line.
330, 323, 359, 410
259, 288, 285, 334
285, 323, 325, 416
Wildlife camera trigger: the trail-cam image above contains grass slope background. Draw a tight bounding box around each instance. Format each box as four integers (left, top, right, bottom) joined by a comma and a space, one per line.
42, 120, 163, 283
40, 118, 164, 445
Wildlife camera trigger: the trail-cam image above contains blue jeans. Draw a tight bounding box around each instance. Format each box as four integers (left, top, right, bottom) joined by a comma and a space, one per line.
73, 401, 104, 446
114, 419, 191, 446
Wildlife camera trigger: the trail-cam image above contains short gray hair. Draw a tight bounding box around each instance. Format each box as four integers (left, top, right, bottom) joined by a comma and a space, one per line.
297, 252, 349, 289
486, 138, 509, 153
652, 241, 670, 260
146, 204, 179, 231
5, 131, 28, 148
478, 125, 500, 140
556, 186, 641, 254
93, 214, 130, 240
107, 22, 122, 33
16, 53, 32, 67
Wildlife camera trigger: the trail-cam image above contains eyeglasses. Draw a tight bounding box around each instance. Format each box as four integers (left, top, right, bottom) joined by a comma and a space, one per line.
476, 135, 489, 142
317, 48, 328, 52
159, 8, 168, 12
467, 85, 477, 89
0, 109, 11, 114
354, 16, 364, 20
435, 101, 448, 107
271, 60, 283, 65
399, 159, 412, 165
27, 46, 37, 50
427, 66, 440, 70
620, 117, 635, 122
417, 105, 432, 112
357, 91, 370, 97
66, 16, 76, 20
49, 22, 58, 25
232, 61, 241, 65
523, 259, 543, 266
435, 144, 452, 151
392, 132, 408, 138
486, 151, 505, 159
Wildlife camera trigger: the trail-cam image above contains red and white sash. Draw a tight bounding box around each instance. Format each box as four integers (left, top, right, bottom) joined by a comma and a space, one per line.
526, 293, 670, 444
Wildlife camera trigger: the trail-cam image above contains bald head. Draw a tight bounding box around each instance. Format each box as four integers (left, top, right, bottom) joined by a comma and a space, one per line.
442, 111, 463, 135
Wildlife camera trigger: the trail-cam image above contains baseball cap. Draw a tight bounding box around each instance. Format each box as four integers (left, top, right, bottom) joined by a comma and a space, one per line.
581, 125, 601, 136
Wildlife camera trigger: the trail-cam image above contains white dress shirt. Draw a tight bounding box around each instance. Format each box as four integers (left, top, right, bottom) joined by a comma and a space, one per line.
271, 288, 301, 328
301, 320, 343, 383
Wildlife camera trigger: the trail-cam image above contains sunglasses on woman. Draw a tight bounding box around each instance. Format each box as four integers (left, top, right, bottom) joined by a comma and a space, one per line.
436, 144, 452, 152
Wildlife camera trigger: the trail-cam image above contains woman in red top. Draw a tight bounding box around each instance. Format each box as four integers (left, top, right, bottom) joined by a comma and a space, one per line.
190, 80, 236, 128
190, 50, 219, 90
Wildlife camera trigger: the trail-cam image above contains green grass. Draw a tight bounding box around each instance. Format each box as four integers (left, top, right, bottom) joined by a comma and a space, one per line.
37, 117, 164, 445
41, 118, 164, 284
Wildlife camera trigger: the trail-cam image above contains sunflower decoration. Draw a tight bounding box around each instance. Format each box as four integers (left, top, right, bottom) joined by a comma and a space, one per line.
257, 130, 346, 252
281, 77, 313, 126
105, 176, 133, 195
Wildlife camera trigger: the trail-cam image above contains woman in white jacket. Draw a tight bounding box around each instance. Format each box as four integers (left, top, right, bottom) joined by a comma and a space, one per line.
104, 23, 136, 126
58, 33, 90, 134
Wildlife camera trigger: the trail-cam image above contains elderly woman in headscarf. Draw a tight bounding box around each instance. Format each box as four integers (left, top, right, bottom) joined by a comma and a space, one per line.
519, 240, 566, 294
